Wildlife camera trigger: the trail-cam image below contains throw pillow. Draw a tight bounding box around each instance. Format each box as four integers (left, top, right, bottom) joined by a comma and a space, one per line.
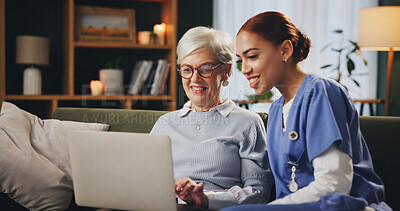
0, 102, 109, 210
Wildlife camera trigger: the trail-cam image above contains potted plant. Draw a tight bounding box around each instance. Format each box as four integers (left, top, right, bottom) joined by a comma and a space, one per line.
99, 57, 123, 95
320, 29, 368, 91
104, 56, 122, 70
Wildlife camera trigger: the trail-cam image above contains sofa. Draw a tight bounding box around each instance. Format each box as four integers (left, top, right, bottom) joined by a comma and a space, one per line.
1, 107, 399, 210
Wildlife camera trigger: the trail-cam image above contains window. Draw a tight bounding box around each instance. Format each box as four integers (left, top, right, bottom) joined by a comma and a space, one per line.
214, 0, 378, 114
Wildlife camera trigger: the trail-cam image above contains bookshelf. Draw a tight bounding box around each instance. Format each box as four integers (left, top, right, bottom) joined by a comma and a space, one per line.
0, 0, 177, 118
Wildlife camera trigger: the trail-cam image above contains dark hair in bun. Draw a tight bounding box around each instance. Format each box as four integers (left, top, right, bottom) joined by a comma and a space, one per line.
238, 11, 311, 63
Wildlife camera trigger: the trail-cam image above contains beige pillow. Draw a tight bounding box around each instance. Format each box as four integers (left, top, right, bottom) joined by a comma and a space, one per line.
0, 102, 109, 210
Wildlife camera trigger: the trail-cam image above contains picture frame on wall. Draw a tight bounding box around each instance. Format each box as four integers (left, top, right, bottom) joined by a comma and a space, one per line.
75, 6, 136, 42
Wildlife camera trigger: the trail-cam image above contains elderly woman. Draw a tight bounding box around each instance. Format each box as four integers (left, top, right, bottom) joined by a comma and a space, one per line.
150, 26, 272, 210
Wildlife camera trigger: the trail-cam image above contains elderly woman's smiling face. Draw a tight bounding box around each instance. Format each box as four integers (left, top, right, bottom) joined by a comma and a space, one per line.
180, 47, 228, 112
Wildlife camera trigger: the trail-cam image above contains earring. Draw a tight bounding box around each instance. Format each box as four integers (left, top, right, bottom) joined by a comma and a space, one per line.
283, 59, 287, 63
222, 81, 229, 87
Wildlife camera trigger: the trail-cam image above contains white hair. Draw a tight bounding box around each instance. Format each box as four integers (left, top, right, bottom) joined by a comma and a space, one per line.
177, 26, 234, 68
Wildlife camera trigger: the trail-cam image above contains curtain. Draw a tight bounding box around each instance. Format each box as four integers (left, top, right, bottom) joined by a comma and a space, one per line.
214, 0, 378, 114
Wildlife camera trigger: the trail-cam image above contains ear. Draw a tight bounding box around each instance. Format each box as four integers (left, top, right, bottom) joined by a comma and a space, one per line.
281, 40, 293, 62
224, 64, 232, 80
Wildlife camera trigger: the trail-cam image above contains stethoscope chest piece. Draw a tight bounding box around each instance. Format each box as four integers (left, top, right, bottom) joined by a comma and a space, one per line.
287, 162, 299, 192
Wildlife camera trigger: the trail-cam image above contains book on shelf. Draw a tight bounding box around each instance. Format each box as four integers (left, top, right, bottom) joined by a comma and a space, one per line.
140, 61, 158, 94
128, 60, 144, 94
127, 60, 153, 95
150, 59, 168, 95
158, 62, 171, 95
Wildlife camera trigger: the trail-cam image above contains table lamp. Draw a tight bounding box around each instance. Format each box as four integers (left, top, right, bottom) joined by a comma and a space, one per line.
16, 35, 50, 95
358, 6, 400, 115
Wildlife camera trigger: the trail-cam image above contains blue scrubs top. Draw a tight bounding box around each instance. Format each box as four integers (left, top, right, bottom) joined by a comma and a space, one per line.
267, 74, 390, 210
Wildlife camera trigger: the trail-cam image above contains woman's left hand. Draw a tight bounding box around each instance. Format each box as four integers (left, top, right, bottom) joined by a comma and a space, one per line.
175, 177, 209, 208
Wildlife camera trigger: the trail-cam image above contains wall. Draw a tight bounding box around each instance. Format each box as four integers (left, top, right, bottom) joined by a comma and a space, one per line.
377, 0, 400, 116
5, 0, 63, 95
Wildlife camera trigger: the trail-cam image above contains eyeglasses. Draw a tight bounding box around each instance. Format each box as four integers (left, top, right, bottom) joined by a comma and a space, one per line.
177, 63, 223, 79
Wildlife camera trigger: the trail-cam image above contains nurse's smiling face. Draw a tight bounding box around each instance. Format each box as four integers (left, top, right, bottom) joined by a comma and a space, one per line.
236, 31, 285, 95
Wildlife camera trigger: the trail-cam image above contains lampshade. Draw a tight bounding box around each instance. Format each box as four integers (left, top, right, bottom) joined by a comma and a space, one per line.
358, 6, 400, 51
16, 35, 50, 65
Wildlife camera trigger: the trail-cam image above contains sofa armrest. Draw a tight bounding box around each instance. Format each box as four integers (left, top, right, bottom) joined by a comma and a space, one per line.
52, 108, 269, 133
359, 116, 400, 210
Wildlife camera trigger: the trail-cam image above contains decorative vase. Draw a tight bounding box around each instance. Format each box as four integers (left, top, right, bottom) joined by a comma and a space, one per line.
99, 69, 123, 95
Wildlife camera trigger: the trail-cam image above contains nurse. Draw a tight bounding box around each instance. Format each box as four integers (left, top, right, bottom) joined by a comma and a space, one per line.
227, 11, 391, 211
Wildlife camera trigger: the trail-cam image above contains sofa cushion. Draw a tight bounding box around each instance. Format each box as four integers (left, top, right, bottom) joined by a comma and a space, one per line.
0, 102, 109, 210
52, 107, 169, 133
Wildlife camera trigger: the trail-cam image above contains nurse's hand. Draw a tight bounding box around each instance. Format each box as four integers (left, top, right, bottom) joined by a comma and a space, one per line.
175, 177, 209, 208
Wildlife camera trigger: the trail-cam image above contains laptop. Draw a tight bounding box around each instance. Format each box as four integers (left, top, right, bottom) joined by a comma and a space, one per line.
68, 130, 177, 211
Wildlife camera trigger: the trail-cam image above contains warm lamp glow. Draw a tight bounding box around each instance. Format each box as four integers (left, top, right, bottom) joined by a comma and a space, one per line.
153, 23, 166, 45
358, 6, 400, 51
137, 31, 151, 44
90, 80, 103, 96
358, 6, 400, 115
154, 24, 165, 32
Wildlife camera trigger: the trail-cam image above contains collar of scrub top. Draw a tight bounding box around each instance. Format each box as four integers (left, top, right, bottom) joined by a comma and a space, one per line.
178, 98, 235, 118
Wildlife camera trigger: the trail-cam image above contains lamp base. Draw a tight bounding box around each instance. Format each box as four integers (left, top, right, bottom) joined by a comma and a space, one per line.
23, 66, 41, 95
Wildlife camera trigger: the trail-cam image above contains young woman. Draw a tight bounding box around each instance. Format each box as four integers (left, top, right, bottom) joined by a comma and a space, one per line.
227, 11, 391, 211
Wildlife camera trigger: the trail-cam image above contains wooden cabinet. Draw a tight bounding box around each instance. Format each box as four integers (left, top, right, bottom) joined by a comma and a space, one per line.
0, 0, 177, 118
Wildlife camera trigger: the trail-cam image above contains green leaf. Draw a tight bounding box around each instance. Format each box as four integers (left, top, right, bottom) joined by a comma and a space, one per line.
343, 85, 349, 91
352, 79, 360, 87
331, 48, 342, 52
350, 72, 368, 76
350, 46, 357, 53
246, 91, 274, 100
321, 42, 335, 52
363, 58, 368, 66
325, 66, 339, 72
348, 40, 358, 47
105, 57, 123, 69
347, 59, 355, 74
236, 62, 242, 71
114, 56, 122, 69
321, 64, 333, 69
333, 29, 343, 34
105, 61, 113, 69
